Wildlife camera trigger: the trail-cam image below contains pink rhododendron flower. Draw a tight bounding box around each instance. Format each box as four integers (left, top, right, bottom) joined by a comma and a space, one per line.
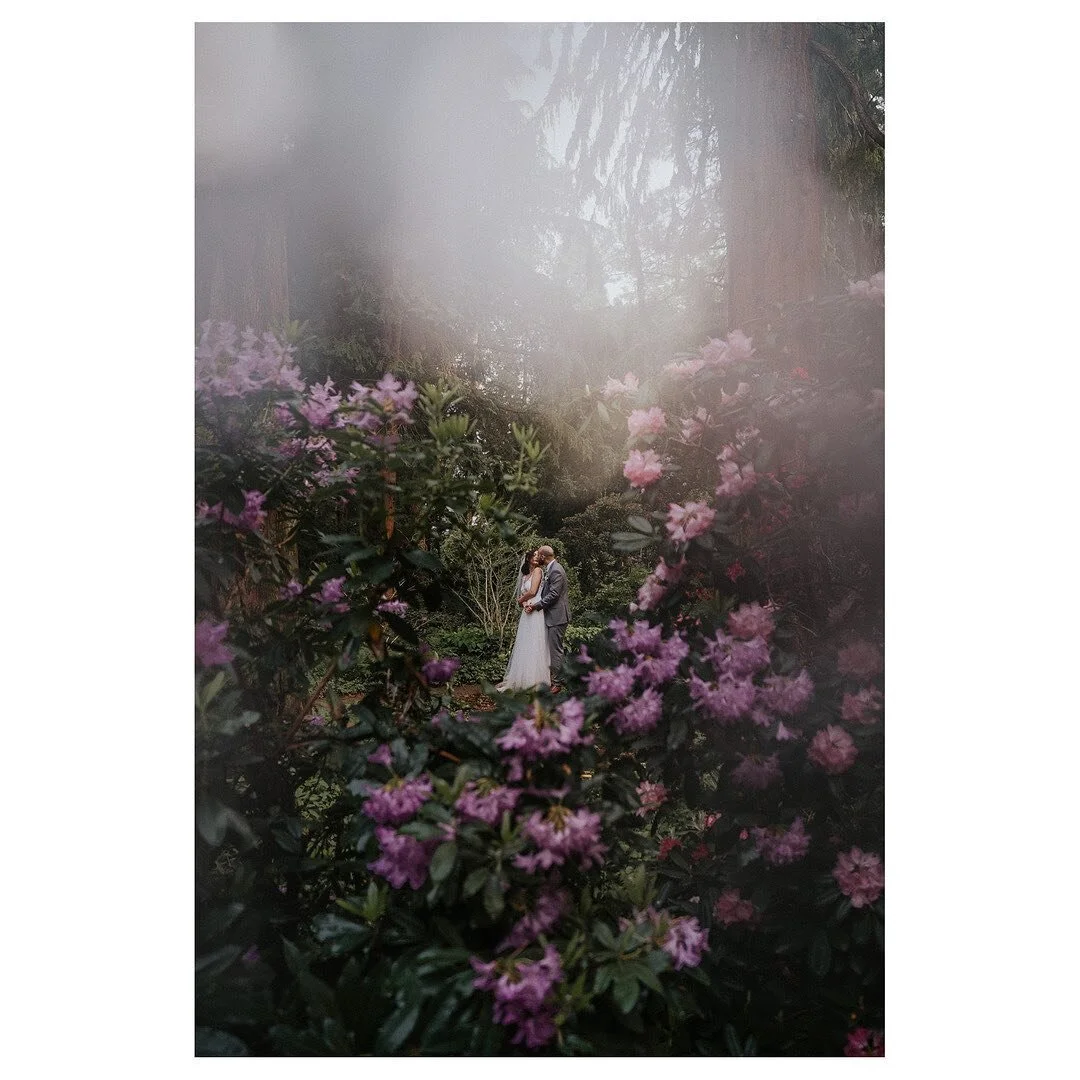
455, 780, 521, 827
497, 887, 572, 953
665, 501, 716, 544
727, 601, 777, 641
661, 916, 709, 969
627, 406, 667, 440
195, 619, 234, 667
725, 560, 746, 583
689, 672, 758, 724
297, 377, 343, 429
664, 356, 705, 379
752, 817, 811, 865
844, 1027, 885, 1056
602, 372, 639, 399
368, 827, 436, 889
715, 459, 757, 499
471, 944, 563, 1048
847, 271, 884, 303
841, 687, 884, 725
757, 669, 814, 716
725, 329, 755, 360
630, 558, 685, 613
623, 448, 664, 488
731, 753, 783, 791
315, 576, 349, 613
610, 686, 664, 734
833, 847, 885, 908
837, 640, 884, 680
496, 698, 593, 781
367, 743, 393, 767
635, 780, 668, 816
514, 806, 608, 873
808, 725, 858, 774
361, 775, 433, 825
585, 664, 636, 703
658, 837, 683, 860
713, 889, 756, 926
376, 599, 409, 616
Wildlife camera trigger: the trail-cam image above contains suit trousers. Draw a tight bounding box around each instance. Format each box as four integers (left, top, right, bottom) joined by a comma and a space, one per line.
546, 622, 567, 685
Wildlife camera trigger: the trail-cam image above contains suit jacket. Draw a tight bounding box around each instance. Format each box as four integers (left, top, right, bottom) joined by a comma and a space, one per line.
536, 560, 570, 627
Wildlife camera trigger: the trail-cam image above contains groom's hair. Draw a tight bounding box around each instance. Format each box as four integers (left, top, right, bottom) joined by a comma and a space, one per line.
538, 545, 555, 561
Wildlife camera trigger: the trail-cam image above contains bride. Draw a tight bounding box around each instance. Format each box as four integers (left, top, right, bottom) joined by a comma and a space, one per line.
497, 549, 551, 691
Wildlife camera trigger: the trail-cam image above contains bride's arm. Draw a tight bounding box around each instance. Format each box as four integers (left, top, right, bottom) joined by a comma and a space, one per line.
518, 567, 543, 605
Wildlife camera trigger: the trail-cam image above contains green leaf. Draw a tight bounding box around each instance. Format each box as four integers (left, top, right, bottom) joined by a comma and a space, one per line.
195, 944, 242, 978
593, 965, 615, 995
593, 921, 617, 950
483, 874, 505, 919
597, 401, 610, 423
195, 1027, 249, 1056
724, 1023, 744, 1056
218, 709, 259, 736
429, 842, 458, 884
376, 1001, 421, 1054
196, 795, 229, 847
625, 961, 663, 994
296, 970, 337, 1019
612, 972, 640, 1013
198, 670, 227, 710
611, 531, 653, 553
404, 549, 443, 572
808, 928, 832, 977
311, 913, 371, 956
667, 713, 688, 749
463, 867, 488, 898
627, 515, 654, 535
199, 901, 245, 942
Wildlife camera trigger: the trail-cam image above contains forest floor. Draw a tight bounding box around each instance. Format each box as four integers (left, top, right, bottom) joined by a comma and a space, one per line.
334, 684, 499, 714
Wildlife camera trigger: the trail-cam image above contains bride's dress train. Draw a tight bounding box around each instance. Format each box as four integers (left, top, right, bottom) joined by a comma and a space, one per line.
498, 576, 551, 690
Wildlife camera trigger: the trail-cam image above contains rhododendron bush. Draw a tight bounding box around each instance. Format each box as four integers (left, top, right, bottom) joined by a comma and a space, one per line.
195, 282, 884, 1057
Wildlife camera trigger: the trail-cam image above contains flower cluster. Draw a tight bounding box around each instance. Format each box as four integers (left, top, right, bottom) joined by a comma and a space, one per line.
375, 599, 409, 616
837, 640, 883, 680
847, 270, 884, 304
514, 805, 608, 873
470, 944, 564, 1049
844, 1027, 885, 1056
622, 448, 664, 489
807, 725, 858, 774
368, 827, 435, 889
422, 657, 461, 686
195, 322, 305, 399
627, 406, 667, 441
833, 847, 884, 908
622, 908, 709, 970
715, 458, 757, 499
497, 886, 572, 953
841, 687, 883, 725
315, 576, 349, 614
630, 557, 684, 613
361, 775, 433, 825
195, 619, 234, 667
602, 372, 639, 399
665, 501, 715, 544
635, 780, 668, 816
496, 699, 592, 781
757, 669, 815, 716
197, 489, 268, 533
584, 663, 636, 702
455, 780, 521, 827
727, 601, 776, 641
713, 889, 756, 926
731, 753, 783, 791
610, 687, 664, 735
752, 817, 811, 865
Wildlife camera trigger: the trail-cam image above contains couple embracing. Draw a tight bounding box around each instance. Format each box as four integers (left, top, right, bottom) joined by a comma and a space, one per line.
498, 545, 570, 693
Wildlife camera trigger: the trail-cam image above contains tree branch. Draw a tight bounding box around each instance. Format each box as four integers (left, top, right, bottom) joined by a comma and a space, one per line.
809, 38, 885, 149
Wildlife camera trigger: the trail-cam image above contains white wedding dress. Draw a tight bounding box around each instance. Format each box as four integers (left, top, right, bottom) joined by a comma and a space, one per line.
498, 574, 551, 690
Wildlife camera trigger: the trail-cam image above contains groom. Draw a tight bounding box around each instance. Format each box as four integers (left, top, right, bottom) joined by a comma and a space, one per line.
523, 545, 571, 692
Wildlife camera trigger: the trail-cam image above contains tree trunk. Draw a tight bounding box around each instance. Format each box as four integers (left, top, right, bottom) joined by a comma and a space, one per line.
723, 24, 823, 331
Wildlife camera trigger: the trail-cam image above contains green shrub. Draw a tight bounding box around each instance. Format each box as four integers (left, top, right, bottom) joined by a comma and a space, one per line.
426, 625, 508, 684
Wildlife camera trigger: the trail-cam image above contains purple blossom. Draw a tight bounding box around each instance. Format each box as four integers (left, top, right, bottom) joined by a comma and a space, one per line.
376, 599, 409, 616
752, 817, 811, 865
635, 780, 668, 816
498, 887, 572, 953
633, 632, 689, 687
513, 806, 608, 873
422, 657, 460, 685
371, 373, 419, 420
368, 827, 435, 889
367, 743, 393, 767
195, 322, 304, 399
584, 664, 636, 702
279, 579, 304, 599
704, 631, 771, 678
689, 672, 757, 724
661, 916, 709, 970
240, 945, 260, 966
315, 576, 349, 613
471, 944, 563, 1049
455, 780, 521, 827
361, 775, 433, 825
496, 699, 592, 781
731, 753, 783, 791
726, 601, 777, 641
297, 378, 342, 429
609, 687, 664, 735
757, 669, 814, 716
608, 618, 664, 655
306, 712, 327, 728
195, 619, 234, 667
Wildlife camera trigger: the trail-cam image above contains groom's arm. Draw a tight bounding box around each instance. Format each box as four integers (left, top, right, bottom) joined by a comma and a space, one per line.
534, 566, 565, 610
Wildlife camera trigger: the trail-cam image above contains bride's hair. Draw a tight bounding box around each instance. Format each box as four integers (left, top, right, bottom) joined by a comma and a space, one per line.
519, 549, 537, 576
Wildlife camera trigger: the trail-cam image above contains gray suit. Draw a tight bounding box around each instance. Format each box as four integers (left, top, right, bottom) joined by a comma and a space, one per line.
534, 559, 570, 685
